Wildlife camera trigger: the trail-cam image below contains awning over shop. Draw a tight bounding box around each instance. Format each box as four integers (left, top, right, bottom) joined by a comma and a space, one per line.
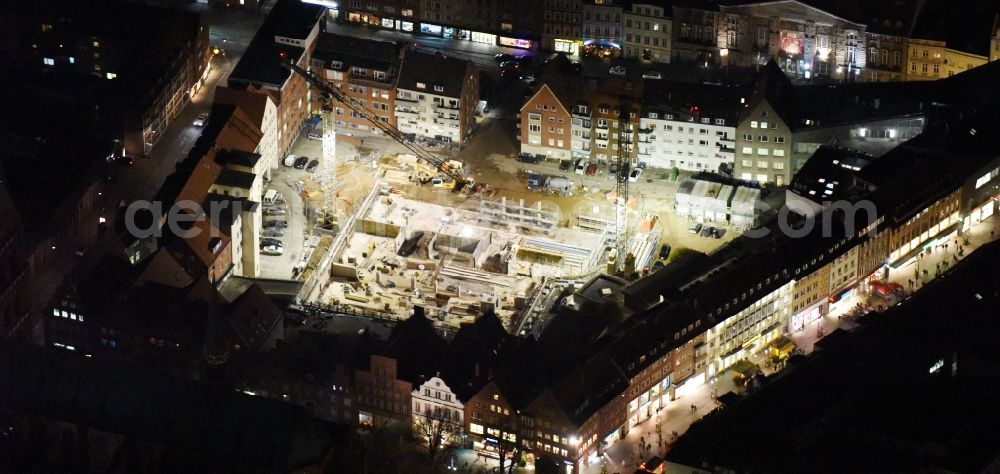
729, 359, 758, 378
768, 335, 796, 358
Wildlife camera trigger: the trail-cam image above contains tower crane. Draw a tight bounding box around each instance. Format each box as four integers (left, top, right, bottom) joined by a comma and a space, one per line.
611, 98, 633, 274
277, 51, 471, 206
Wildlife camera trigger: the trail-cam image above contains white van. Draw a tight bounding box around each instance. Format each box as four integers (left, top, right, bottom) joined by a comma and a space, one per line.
575, 159, 587, 175
263, 189, 279, 206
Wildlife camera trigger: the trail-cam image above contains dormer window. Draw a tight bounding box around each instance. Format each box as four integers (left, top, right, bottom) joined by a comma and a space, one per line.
434, 85, 444, 92
416, 82, 426, 89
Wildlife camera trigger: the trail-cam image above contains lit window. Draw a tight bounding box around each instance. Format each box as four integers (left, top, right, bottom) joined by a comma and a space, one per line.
106, 72, 116, 80
416, 82, 426, 89
43, 57, 54, 66
69, 57, 75, 64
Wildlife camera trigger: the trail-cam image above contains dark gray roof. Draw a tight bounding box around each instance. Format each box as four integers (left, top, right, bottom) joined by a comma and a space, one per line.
396, 49, 475, 98
228, 0, 318, 89
313, 33, 401, 72
214, 168, 256, 190
221, 150, 262, 169
642, 81, 747, 123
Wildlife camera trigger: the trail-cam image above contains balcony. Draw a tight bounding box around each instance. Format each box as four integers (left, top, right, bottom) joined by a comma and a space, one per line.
434, 114, 460, 124
395, 108, 419, 120
396, 94, 419, 103
434, 102, 460, 112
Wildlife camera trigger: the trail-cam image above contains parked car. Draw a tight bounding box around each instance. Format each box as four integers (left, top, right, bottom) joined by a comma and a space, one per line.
500, 60, 520, 72
642, 71, 663, 80
283, 154, 297, 167
575, 159, 587, 175
559, 160, 573, 172
293, 156, 309, 169
688, 223, 703, 234
307, 131, 323, 140
264, 220, 287, 229
261, 245, 284, 256
306, 159, 320, 173
711, 227, 727, 239
586, 163, 598, 176
659, 244, 672, 260
652, 260, 665, 271
193, 112, 209, 127
260, 238, 283, 248
700, 226, 714, 238
609, 66, 627, 76
517, 153, 540, 164
264, 207, 286, 216
494, 53, 514, 63
261, 227, 285, 237
628, 168, 643, 182
609, 162, 619, 176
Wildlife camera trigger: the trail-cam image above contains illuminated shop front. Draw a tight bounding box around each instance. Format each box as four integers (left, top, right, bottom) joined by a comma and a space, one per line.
963, 168, 1000, 230
420, 23, 443, 35
888, 212, 960, 262
417, 23, 496, 45
346, 12, 381, 27
555, 38, 580, 54
471, 31, 497, 44
500, 36, 533, 49
582, 39, 621, 58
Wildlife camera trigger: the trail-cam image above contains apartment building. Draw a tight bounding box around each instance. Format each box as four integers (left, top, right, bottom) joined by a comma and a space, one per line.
355, 354, 413, 426
3, 0, 211, 158
312, 33, 401, 132
520, 85, 574, 160
213, 87, 280, 178
543, 0, 583, 54
862, 31, 908, 82
905, 39, 988, 81
412, 376, 464, 437
228, 0, 324, 159
623, 2, 672, 63
582, 0, 625, 54
734, 61, 928, 185
637, 82, 741, 172
394, 49, 479, 142
670, 0, 719, 65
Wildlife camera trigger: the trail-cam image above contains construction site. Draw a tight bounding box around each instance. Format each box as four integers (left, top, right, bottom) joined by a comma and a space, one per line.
279, 53, 663, 333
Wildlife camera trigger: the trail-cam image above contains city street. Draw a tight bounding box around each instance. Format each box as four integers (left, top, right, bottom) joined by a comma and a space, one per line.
323, 19, 543, 72
22, 4, 271, 341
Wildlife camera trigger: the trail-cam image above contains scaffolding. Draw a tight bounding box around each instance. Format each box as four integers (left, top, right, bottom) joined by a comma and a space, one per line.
477, 198, 559, 236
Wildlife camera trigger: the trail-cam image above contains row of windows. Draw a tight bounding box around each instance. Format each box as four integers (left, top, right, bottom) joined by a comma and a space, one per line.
52, 308, 84, 322
741, 133, 785, 143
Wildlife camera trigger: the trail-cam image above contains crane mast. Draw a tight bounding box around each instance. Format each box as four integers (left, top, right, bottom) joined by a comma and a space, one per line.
612, 99, 632, 274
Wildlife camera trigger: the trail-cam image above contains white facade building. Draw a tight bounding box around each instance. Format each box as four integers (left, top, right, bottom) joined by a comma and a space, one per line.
638, 112, 736, 172
395, 49, 478, 143
412, 376, 464, 437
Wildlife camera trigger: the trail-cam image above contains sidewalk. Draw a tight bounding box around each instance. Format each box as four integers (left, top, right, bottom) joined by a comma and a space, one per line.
579, 213, 1000, 474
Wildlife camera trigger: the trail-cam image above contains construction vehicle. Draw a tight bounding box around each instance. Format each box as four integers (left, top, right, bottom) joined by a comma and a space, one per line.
278, 51, 470, 194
